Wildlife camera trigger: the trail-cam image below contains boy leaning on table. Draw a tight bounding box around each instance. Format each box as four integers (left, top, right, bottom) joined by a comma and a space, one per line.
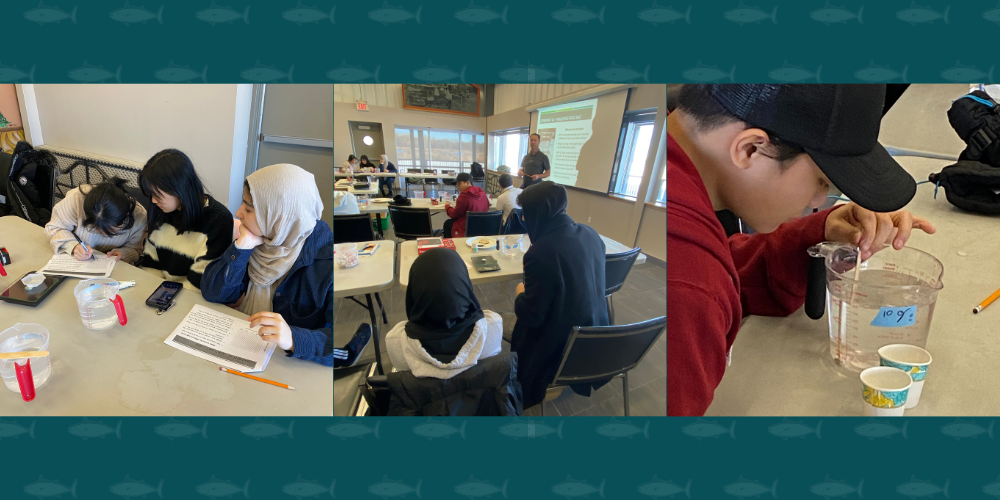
667, 84, 938, 416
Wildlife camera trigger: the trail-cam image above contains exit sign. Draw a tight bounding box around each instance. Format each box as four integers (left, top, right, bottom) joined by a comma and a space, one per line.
356, 100, 368, 111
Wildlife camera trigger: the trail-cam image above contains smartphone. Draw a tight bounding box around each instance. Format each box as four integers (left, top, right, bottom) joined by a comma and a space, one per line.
0, 271, 64, 307
146, 281, 182, 309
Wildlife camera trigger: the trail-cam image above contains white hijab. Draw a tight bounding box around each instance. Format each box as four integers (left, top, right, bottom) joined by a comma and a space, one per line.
240, 164, 324, 316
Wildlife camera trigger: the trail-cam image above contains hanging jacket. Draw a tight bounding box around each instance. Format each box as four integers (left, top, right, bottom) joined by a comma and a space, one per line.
385, 351, 523, 416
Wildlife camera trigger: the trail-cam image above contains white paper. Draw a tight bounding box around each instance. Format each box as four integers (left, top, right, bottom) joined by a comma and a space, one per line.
39, 252, 116, 279
163, 304, 276, 373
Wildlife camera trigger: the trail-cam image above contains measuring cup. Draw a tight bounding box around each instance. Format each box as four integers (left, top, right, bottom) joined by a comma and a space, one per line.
74, 278, 128, 330
807, 242, 944, 372
0, 324, 51, 401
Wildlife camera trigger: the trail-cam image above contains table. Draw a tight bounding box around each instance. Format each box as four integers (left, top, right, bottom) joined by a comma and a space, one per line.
398, 234, 645, 290
0, 216, 332, 416
400, 172, 458, 195
335, 172, 398, 178
333, 240, 395, 375
878, 84, 966, 161
706, 156, 999, 416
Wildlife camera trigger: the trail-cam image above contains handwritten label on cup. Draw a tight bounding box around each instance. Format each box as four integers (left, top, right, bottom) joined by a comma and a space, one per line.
871, 305, 917, 327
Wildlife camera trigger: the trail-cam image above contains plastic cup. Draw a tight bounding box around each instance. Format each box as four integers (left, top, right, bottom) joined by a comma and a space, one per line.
335, 243, 359, 269
501, 236, 518, 258
879, 344, 932, 409
860, 366, 911, 416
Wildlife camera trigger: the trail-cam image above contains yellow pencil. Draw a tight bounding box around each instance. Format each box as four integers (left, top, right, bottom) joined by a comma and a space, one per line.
974, 286, 1000, 314
219, 366, 295, 390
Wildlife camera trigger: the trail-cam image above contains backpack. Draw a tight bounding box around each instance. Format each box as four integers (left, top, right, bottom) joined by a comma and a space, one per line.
2, 142, 59, 226
931, 91, 1000, 215
470, 162, 485, 179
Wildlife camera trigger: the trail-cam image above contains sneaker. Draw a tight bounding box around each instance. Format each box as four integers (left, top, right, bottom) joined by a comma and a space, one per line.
334, 324, 373, 369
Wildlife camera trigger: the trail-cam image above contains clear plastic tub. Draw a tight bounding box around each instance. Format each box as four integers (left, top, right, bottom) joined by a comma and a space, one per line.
809, 242, 944, 372
335, 243, 359, 269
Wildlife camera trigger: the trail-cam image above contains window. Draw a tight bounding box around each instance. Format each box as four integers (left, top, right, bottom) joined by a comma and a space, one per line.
394, 126, 485, 173
609, 110, 656, 198
656, 165, 666, 204
489, 127, 529, 173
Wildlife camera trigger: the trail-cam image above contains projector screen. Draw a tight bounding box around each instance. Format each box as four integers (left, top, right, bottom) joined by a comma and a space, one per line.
529, 89, 630, 193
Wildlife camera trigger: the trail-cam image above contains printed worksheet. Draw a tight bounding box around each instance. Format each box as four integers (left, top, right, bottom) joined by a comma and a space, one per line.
163, 304, 276, 372
39, 252, 116, 278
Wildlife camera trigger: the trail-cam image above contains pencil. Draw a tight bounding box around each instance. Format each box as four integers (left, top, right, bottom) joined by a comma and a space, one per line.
0, 351, 49, 360
974, 286, 1000, 314
219, 366, 294, 390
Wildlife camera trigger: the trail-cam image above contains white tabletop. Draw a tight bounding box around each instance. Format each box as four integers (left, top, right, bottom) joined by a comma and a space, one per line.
333, 240, 395, 298
878, 84, 966, 160
0, 216, 331, 416
706, 156, 998, 416
401, 172, 458, 180
359, 198, 498, 214
398, 234, 644, 290
335, 171, 398, 178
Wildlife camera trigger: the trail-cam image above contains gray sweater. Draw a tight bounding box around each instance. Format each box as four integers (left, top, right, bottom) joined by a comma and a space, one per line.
44, 186, 148, 264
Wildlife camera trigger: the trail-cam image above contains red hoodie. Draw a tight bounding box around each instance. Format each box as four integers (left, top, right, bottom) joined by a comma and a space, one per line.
446, 185, 490, 238
667, 132, 836, 416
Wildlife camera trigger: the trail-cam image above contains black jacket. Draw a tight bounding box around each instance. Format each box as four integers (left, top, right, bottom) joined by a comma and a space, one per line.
511, 182, 610, 407
386, 352, 523, 416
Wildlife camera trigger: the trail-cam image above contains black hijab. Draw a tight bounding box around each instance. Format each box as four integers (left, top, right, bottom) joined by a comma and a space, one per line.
517, 181, 575, 242
404, 248, 485, 362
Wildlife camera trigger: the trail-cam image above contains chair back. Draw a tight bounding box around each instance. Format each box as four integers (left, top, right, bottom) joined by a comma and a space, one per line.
465, 210, 502, 237
500, 208, 527, 235
551, 317, 666, 386
605, 247, 642, 295
387, 205, 434, 240
334, 214, 376, 244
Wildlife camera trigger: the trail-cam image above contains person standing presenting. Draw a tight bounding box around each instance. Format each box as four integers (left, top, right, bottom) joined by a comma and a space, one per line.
518, 133, 551, 189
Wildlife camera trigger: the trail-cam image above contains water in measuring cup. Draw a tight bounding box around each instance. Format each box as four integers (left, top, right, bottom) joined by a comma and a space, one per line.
80, 299, 118, 330
827, 269, 938, 372
0, 344, 51, 393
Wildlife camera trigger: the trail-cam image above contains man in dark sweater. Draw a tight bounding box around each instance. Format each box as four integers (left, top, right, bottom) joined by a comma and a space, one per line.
667, 84, 937, 416
509, 181, 609, 409
518, 133, 551, 189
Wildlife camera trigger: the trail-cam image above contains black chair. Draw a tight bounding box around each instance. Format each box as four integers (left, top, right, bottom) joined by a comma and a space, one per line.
387, 205, 437, 241
334, 214, 376, 244
405, 168, 423, 196
500, 208, 527, 235
605, 247, 642, 324
542, 317, 666, 417
360, 352, 523, 416
421, 168, 440, 195
125, 187, 154, 221
465, 211, 502, 237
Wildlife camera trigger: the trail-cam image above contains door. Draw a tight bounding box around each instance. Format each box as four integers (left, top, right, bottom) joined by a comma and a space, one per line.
349, 122, 384, 162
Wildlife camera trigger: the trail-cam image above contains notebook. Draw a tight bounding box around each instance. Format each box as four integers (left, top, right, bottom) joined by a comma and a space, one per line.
39, 251, 116, 279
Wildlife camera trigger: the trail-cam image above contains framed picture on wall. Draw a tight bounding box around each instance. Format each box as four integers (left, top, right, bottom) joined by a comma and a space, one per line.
402, 84, 480, 117
0, 84, 25, 153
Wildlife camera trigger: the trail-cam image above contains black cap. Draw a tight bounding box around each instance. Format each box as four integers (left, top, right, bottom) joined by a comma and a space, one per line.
455, 172, 474, 183
705, 84, 916, 213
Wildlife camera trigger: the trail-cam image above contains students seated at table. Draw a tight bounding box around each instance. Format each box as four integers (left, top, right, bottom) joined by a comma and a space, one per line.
386, 248, 503, 377
201, 163, 333, 366
340, 154, 359, 174
377, 154, 397, 197
443, 172, 489, 238
508, 181, 610, 409
334, 190, 360, 215
44, 178, 148, 264
134, 149, 234, 291
495, 173, 522, 225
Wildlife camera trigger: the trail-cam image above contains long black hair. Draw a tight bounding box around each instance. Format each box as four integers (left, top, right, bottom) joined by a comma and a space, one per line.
138, 149, 206, 233
83, 178, 136, 237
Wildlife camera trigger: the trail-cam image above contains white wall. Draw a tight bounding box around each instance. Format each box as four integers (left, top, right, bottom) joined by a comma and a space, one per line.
494, 84, 601, 114
30, 84, 253, 213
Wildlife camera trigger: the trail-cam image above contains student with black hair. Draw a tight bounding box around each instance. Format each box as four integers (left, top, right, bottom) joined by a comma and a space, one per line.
340, 154, 359, 174
135, 149, 234, 290
667, 84, 937, 416
44, 178, 148, 264
495, 173, 522, 225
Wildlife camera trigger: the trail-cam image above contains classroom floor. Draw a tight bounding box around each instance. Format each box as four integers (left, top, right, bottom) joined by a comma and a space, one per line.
333, 209, 666, 417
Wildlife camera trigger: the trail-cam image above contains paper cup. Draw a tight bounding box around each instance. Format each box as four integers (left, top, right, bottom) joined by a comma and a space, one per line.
879, 344, 932, 409
860, 366, 911, 416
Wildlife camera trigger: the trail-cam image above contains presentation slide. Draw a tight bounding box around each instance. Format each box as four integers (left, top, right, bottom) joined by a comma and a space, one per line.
534, 98, 599, 187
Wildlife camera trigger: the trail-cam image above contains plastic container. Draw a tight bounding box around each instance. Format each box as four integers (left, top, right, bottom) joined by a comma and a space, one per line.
501, 236, 519, 258
74, 278, 128, 331
0, 323, 51, 399
335, 243, 359, 269
808, 242, 944, 372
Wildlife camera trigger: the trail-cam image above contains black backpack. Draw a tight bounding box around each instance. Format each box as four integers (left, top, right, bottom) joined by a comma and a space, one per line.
470, 162, 485, 179
929, 91, 1000, 215
2, 141, 59, 226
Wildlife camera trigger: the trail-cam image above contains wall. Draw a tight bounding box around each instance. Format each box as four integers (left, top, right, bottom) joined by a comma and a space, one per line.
258, 84, 334, 225
635, 206, 666, 262
334, 101, 486, 166
31, 84, 253, 212
494, 84, 600, 114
